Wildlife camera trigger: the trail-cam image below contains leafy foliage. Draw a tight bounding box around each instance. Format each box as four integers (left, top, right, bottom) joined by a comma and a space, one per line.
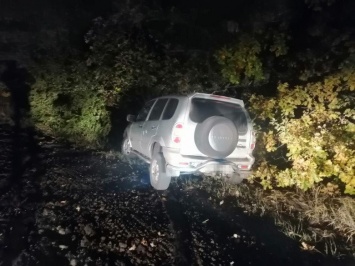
29, 5, 223, 146
215, 30, 288, 87
250, 68, 355, 194
30, 62, 111, 147
216, 35, 263, 85
213, 0, 355, 194
84, 8, 222, 110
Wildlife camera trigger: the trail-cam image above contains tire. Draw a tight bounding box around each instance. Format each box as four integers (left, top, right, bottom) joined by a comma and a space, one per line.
121, 137, 133, 157
223, 172, 244, 185
194, 116, 238, 158
149, 150, 172, 190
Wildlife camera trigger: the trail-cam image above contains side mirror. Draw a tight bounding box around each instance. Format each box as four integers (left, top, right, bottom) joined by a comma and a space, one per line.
126, 114, 136, 122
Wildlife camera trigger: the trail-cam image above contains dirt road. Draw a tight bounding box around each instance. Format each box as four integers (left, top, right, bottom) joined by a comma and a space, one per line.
0, 125, 351, 265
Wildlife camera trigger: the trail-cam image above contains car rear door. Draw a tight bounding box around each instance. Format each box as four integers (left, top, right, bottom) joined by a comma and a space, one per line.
140, 98, 169, 157
130, 100, 155, 153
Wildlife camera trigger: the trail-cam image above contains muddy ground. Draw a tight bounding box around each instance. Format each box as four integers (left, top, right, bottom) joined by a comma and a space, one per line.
0, 125, 354, 266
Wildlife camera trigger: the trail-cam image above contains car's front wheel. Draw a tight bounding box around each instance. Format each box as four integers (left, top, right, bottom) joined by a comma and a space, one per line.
150, 150, 171, 190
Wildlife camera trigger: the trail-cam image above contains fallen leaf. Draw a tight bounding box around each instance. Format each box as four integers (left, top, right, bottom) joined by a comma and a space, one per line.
301, 242, 315, 251
232, 234, 239, 238
220, 200, 224, 205
59, 245, 68, 250
129, 244, 136, 251
141, 238, 148, 246
202, 219, 209, 224
58, 227, 66, 235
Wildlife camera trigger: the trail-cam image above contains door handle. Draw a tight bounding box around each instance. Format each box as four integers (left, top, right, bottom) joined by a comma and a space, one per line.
139, 125, 143, 128
151, 125, 157, 129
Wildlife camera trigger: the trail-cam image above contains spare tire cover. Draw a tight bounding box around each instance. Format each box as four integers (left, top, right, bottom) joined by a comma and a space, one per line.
194, 116, 238, 158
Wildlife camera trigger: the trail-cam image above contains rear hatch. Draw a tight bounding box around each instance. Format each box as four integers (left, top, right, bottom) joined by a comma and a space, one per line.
179, 94, 253, 158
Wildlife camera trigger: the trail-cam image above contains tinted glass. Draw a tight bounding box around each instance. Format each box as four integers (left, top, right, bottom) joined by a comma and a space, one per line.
148, 98, 168, 121
162, 98, 178, 120
136, 100, 155, 122
189, 98, 248, 135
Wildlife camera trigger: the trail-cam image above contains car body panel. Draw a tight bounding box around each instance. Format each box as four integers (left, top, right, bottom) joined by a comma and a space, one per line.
141, 120, 159, 157
129, 122, 144, 153
123, 93, 255, 180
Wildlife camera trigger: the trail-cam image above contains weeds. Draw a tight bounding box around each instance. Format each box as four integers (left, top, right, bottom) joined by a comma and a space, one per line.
324, 238, 338, 256
192, 177, 355, 258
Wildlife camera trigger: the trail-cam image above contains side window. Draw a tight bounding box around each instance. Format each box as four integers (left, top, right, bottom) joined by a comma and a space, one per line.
136, 100, 155, 122
148, 98, 168, 121
162, 98, 179, 120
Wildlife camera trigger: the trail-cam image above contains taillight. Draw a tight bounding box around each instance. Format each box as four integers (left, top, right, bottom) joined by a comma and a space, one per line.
250, 130, 256, 150
172, 123, 183, 144
238, 165, 249, 169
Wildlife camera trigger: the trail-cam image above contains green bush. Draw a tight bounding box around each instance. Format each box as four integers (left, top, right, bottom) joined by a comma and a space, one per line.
29, 7, 222, 147
215, 31, 288, 87
249, 68, 355, 194
30, 63, 110, 147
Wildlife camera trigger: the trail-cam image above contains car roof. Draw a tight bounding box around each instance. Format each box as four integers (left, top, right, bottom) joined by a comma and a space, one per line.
151, 93, 244, 107
152, 95, 188, 100
188, 93, 244, 107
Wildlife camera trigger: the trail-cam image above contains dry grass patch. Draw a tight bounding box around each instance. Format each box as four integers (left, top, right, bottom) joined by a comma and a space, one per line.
191, 176, 355, 258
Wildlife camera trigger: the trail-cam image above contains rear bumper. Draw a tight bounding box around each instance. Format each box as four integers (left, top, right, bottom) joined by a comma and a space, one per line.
163, 147, 254, 164
131, 146, 254, 179
165, 157, 254, 179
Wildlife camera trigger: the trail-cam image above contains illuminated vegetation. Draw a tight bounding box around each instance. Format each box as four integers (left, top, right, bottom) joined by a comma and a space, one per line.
213, 1, 355, 195
216, 31, 288, 86
250, 69, 355, 194
30, 61, 111, 147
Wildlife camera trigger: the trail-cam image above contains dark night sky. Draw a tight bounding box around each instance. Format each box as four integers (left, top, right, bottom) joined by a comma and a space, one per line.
1, 0, 354, 34
0, 0, 354, 64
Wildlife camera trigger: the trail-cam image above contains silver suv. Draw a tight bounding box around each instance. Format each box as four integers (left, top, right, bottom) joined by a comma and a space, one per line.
122, 93, 255, 190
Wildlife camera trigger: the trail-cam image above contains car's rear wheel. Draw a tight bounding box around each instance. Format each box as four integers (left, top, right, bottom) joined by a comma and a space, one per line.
150, 149, 172, 190
224, 172, 244, 184
194, 116, 238, 158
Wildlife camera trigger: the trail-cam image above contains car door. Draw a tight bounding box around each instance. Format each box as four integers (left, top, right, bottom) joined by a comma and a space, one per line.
130, 100, 155, 153
140, 98, 169, 157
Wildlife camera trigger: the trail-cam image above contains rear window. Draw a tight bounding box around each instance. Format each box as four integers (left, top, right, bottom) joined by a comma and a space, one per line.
148, 98, 168, 121
162, 98, 178, 120
189, 98, 249, 135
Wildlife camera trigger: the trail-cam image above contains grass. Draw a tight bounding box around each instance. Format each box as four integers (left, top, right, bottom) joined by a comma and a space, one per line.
187, 176, 355, 258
